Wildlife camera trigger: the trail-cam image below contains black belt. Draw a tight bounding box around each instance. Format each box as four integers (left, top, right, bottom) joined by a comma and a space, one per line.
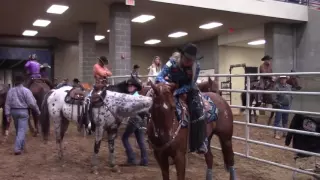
11, 108, 29, 110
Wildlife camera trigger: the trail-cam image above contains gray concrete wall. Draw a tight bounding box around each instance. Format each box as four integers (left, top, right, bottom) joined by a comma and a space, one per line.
295, 9, 320, 112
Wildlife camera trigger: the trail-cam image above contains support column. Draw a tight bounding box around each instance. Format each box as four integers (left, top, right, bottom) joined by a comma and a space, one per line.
264, 23, 294, 73
109, 3, 131, 82
79, 23, 96, 83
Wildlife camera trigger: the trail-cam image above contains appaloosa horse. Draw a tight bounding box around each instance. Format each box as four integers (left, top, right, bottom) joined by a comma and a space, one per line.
28, 79, 52, 136
241, 76, 302, 124
40, 83, 153, 174
148, 82, 236, 180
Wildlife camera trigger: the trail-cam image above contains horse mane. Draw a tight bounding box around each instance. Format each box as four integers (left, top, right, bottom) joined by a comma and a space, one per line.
106, 79, 129, 93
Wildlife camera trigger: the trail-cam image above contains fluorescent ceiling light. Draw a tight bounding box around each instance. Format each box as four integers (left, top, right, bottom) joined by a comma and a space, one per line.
47, 4, 69, 14
248, 39, 266, 45
199, 22, 223, 29
33, 19, 51, 27
132, 15, 155, 23
144, 39, 161, 45
168, 31, 188, 38
22, 30, 38, 36
107, 29, 110, 32
95, 35, 105, 41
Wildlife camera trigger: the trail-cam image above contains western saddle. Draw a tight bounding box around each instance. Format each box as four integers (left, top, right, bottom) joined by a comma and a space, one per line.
64, 87, 85, 105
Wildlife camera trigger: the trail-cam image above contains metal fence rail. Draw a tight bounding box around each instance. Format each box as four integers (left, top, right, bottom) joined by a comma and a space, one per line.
111, 72, 320, 178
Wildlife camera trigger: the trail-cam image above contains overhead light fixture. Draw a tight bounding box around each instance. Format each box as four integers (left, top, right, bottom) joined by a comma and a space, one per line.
144, 39, 161, 45
168, 31, 188, 38
22, 30, 38, 36
107, 29, 110, 32
199, 22, 223, 29
33, 19, 51, 27
47, 4, 69, 14
248, 39, 266, 45
95, 35, 105, 41
132, 15, 155, 23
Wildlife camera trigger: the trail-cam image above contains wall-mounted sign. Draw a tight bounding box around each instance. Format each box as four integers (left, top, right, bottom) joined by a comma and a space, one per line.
126, 0, 135, 6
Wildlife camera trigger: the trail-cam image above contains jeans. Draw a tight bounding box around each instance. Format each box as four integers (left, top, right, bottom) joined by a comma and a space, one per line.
274, 105, 290, 128
11, 109, 29, 153
121, 117, 148, 165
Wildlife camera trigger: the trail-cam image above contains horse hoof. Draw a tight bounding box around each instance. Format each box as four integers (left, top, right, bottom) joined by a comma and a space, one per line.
92, 169, 99, 175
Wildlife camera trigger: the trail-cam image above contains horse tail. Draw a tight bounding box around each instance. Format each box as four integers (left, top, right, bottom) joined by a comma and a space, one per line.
40, 90, 53, 142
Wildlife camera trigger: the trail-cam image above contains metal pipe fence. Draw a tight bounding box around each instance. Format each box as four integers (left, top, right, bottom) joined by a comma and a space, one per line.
111, 72, 320, 178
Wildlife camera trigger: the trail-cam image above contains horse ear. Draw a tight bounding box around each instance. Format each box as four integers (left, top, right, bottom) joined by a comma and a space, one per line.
208, 77, 212, 83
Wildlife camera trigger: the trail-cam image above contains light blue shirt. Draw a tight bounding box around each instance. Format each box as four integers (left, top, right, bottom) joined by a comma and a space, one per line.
133, 91, 139, 96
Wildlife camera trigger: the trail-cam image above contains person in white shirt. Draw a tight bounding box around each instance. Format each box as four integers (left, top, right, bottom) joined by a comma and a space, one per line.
147, 56, 162, 84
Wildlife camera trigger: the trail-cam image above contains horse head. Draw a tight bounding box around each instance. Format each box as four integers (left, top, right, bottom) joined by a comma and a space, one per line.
198, 77, 219, 94
150, 81, 177, 133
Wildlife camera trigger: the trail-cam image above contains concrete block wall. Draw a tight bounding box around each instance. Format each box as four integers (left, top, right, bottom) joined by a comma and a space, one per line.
79, 23, 96, 84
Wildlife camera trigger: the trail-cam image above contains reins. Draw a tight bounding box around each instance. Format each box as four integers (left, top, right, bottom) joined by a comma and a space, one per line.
149, 98, 185, 152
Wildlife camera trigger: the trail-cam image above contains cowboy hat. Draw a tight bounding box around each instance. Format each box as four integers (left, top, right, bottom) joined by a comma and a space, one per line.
279, 76, 288, 79
97, 56, 108, 64
133, 64, 140, 69
177, 43, 203, 60
127, 77, 142, 91
261, 55, 272, 61
40, 63, 51, 68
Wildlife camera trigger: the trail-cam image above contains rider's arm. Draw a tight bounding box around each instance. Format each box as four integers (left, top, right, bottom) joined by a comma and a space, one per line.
174, 62, 200, 96
155, 60, 172, 83
104, 66, 112, 76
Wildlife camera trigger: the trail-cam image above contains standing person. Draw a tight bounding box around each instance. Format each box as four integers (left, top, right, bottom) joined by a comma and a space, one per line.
272, 76, 293, 139
131, 64, 140, 77
121, 78, 148, 166
147, 56, 162, 84
5, 73, 40, 155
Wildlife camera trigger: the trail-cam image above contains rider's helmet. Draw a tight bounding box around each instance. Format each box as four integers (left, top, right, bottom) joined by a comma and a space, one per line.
29, 54, 37, 60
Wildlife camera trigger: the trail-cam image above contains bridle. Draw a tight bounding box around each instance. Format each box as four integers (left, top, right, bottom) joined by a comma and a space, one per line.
149, 88, 184, 152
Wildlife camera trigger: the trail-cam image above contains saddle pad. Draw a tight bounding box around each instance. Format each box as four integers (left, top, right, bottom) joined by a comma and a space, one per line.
202, 94, 218, 123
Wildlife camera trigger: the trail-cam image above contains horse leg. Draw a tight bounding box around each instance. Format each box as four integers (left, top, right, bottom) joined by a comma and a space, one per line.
91, 124, 104, 174
218, 135, 236, 180
268, 111, 274, 126
31, 110, 39, 137
174, 151, 186, 180
58, 116, 69, 160
154, 151, 170, 180
204, 134, 214, 180
107, 128, 120, 172
28, 110, 35, 135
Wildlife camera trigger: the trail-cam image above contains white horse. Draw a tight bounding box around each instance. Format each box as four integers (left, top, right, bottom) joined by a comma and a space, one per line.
40, 86, 153, 173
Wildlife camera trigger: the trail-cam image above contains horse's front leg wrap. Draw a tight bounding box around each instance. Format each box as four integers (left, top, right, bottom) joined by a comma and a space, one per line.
206, 169, 213, 180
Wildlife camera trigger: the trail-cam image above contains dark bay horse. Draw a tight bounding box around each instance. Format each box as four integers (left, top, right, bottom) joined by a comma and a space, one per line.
0, 84, 10, 138
241, 76, 301, 124
148, 82, 236, 180
28, 79, 52, 136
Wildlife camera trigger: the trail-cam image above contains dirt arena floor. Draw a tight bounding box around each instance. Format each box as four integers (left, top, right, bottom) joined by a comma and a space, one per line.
0, 114, 316, 180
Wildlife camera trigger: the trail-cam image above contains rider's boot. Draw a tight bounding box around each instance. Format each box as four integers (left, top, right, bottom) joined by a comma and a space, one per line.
197, 137, 208, 154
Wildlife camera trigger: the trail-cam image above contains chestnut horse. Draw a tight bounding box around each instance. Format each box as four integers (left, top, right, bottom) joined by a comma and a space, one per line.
148, 82, 236, 180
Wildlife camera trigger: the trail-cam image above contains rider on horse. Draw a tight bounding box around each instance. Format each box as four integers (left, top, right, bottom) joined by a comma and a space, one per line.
155, 43, 208, 154
258, 55, 274, 103
88, 56, 112, 97
24, 54, 53, 88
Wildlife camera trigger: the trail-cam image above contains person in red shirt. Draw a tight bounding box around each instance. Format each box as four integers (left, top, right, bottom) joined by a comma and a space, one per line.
93, 56, 112, 85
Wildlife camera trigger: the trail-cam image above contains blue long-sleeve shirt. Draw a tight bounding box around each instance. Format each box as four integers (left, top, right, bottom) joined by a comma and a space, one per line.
5, 84, 40, 117
155, 58, 200, 96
